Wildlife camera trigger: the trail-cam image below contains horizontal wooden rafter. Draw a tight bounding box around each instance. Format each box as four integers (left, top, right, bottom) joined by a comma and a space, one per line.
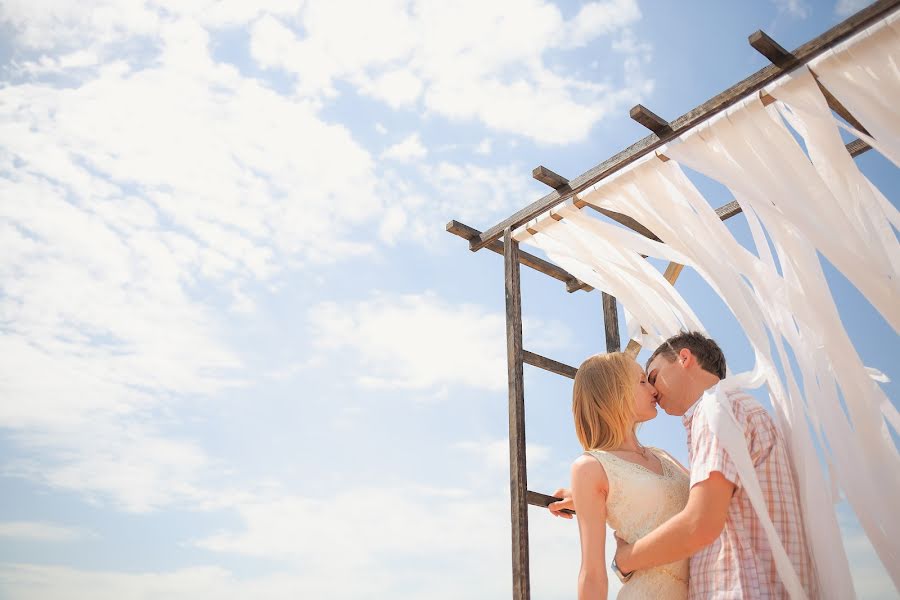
446, 220, 592, 292
526, 490, 574, 515
522, 350, 578, 379
466, 0, 898, 252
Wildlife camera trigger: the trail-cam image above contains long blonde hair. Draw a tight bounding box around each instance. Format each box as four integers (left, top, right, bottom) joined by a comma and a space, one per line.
573, 352, 637, 451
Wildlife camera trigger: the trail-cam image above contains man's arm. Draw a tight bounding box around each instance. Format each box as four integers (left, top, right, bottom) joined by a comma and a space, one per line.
615, 471, 735, 572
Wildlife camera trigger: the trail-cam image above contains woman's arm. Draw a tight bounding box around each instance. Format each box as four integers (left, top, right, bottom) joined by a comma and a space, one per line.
571, 454, 610, 600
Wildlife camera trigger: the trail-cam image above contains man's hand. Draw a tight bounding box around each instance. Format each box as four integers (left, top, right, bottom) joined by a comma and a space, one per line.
614, 532, 635, 572
548, 487, 573, 519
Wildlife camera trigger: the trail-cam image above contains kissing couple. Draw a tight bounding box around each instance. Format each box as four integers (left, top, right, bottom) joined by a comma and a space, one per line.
549, 331, 817, 599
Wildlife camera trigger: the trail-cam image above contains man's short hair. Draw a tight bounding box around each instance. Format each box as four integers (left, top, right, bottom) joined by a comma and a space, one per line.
647, 331, 727, 379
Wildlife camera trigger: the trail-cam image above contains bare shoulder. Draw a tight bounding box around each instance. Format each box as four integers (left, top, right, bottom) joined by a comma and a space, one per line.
571, 453, 609, 492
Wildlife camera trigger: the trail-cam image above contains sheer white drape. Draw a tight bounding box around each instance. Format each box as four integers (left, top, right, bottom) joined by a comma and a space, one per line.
809, 9, 900, 166
511, 12, 899, 598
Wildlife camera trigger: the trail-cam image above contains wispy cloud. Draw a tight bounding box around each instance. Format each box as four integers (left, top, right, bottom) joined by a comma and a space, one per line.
382, 133, 428, 162
307, 291, 572, 394
0, 521, 94, 543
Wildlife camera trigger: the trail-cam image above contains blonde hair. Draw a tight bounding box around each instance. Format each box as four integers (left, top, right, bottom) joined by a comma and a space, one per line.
573, 352, 637, 451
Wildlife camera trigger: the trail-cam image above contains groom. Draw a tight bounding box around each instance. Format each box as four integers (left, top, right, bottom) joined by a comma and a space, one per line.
550, 332, 816, 598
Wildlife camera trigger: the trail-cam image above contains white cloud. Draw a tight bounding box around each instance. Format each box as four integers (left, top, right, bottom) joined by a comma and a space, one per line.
0, 522, 94, 543
834, 0, 870, 16
0, 5, 388, 512
475, 138, 493, 155
772, 0, 810, 18
307, 291, 572, 393
245, 0, 653, 143
564, 0, 642, 47
375, 122, 388, 134
358, 68, 424, 108
382, 132, 428, 162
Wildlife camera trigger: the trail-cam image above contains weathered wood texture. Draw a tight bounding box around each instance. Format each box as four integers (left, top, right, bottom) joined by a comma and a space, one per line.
750, 29, 872, 135
504, 228, 530, 600
523, 350, 578, 379
602, 292, 621, 353
748, 30, 794, 67
630, 104, 671, 135
532, 166, 570, 191
468, 0, 898, 252
446, 220, 592, 293
526, 490, 575, 516
624, 261, 687, 357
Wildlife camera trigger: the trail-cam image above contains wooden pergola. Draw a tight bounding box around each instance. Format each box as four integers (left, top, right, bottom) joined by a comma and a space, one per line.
445, 2, 898, 598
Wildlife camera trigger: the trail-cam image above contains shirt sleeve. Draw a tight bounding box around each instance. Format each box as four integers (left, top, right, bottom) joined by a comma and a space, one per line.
689, 406, 740, 489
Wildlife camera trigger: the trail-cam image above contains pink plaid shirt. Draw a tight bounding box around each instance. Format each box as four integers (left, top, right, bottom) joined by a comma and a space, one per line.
684, 389, 817, 599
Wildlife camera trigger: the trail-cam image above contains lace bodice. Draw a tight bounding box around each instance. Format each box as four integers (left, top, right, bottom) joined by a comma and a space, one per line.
586, 448, 690, 599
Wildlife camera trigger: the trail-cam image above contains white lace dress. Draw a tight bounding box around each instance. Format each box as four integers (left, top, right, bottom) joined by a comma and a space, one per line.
586, 448, 690, 599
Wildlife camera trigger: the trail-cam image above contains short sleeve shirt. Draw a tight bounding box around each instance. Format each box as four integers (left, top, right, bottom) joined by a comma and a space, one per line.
684, 389, 817, 599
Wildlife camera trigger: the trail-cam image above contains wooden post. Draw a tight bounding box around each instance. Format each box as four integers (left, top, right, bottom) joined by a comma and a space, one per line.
504, 227, 530, 600
602, 292, 621, 353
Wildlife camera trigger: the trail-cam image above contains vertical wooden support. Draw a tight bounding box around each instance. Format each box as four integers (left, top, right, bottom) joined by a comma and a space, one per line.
504, 227, 530, 600
602, 292, 621, 353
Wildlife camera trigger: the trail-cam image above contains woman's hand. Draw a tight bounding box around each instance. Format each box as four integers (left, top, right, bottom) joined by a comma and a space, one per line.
548, 487, 574, 519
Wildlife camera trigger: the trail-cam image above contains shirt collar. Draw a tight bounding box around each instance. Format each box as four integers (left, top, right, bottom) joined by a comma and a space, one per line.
681, 384, 718, 429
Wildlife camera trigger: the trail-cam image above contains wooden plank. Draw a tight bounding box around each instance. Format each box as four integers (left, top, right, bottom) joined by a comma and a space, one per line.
532, 166, 570, 191
750, 30, 872, 135
630, 104, 671, 135
527, 490, 575, 516
662, 262, 685, 285
590, 206, 661, 241
716, 200, 743, 220
624, 261, 686, 358
467, 0, 898, 252
748, 30, 793, 67
813, 77, 871, 135
446, 220, 592, 293
847, 137, 870, 157
504, 228, 530, 600
523, 350, 578, 379
602, 292, 621, 353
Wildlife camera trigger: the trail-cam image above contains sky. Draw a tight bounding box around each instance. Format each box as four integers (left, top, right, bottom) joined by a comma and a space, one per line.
0, 0, 897, 599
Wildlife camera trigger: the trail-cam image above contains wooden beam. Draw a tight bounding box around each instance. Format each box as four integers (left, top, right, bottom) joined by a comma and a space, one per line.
446, 220, 592, 293
813, 76, 871, 135
532, 166, 570, 191
522, 350, 578, 379
504, 228, 530, 600
590, 206, 662, 241
602, 293, 621, 353
526, 490, 575, 516
466, 0, 898, 252
847, 138, 870, 157
748, 30, 794, 68
750, 30, 872, 136
630, 104, 671, 135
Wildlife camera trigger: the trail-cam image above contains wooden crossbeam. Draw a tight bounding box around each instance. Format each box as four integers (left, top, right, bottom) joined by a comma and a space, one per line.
522, 350, 578, 379
465, 0, 898, 252
630, 104, 671, 135
446, 220, 592, 293
750, 29, 873, 136
526, 490, 574, 516
532, 166, 570, 191
748, 30, 794, 67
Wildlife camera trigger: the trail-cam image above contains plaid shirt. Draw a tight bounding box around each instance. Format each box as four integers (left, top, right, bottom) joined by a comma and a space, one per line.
684, 389, 817, 599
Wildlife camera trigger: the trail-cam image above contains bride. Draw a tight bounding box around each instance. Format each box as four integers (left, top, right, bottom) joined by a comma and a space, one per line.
550, 352, 690, 599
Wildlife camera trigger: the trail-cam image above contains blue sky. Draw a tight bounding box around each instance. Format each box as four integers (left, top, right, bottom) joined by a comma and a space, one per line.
0, 0, 897, 598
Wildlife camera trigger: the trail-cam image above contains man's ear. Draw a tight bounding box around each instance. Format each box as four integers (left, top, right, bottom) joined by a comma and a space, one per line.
679, 348, 692, 367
